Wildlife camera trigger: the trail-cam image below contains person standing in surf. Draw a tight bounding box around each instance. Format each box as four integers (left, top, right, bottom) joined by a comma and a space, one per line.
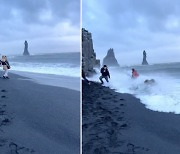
1, 55, 10, 79
132, 68, 139, 78
99, 65, 110, 84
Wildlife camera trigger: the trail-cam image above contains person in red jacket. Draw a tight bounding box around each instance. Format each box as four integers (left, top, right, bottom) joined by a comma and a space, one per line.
132, 68, 139, 78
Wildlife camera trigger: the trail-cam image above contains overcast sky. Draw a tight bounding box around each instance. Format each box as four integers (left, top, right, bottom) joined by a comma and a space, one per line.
83, 0, 180, 65
0, 0, 80, 55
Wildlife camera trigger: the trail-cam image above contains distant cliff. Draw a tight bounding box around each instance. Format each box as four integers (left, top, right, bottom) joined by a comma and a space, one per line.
103, 48, 119, 67
142, 50, 148, 65
82, 28, 100, 76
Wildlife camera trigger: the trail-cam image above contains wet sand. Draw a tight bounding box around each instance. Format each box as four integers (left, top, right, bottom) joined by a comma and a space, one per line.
82, 81, 180, 154
0, 73, 80, 154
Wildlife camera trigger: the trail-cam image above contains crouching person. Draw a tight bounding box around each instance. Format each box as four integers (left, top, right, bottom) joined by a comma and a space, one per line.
99, 65, 110, 84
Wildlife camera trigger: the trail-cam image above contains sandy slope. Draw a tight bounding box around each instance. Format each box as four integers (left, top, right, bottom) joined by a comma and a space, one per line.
82, 81, 180, 154
0, 73, 80, 154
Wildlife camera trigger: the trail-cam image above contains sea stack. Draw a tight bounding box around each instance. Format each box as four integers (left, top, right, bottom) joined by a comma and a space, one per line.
82, 28, 100, 76
142, 50, 148, 65
103, 48, 119, 67
23, 40, 30, 56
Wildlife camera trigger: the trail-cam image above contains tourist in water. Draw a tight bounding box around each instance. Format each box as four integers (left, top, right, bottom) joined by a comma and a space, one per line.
144, 79, 155, 85
132, 68, 139, 78
1, 55, 10, 79
99, 65, 110, 84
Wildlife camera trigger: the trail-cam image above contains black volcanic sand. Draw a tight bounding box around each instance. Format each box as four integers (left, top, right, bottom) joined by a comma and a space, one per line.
0, 73, 80, 154
82, 81, 180, 154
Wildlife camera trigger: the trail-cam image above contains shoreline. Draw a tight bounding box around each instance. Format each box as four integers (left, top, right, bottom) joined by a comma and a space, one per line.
82, 81, 180, 154
1, 70, 80, 91
0, 73, 80, 153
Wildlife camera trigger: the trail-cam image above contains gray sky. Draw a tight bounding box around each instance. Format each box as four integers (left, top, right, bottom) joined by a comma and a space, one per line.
0, 0, 80, 55
83, 0, 180, 65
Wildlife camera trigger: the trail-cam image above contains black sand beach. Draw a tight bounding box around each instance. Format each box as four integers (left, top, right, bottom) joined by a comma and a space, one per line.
0, 72, 80, 154
82, 81, 180, 154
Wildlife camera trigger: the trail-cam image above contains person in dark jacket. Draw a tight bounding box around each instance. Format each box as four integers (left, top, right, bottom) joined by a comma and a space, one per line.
99, 65, 110, 84
1, 55, 10, 79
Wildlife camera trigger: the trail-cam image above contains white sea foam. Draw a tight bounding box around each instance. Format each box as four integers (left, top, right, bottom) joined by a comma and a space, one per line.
90, 67, 180, 114
8, 52, 80, 77
10, 62, 80, 77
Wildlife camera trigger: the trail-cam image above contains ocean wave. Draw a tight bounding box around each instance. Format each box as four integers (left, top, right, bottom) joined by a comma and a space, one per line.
7, 53, 80, 77
90, 66, 180, 114
9, 62, 80, 77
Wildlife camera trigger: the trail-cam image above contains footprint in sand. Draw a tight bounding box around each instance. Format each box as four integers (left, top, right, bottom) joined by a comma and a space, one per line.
107, 129, 115, 135
94, 146, 109, 154
113, 100, 118, 103
121, 123, 128, 128
102, 97, 107, 100
104, 116, 112, 122
0, 139, 7, 147
0, 110, 5, 115
113, 110, 120, 115
127, 143, 150, 153
2, 118, 10, 123
0, 117, 10, 126
127, 143, 135, 152
1, 90, 7, 92
111, 121, 118, 127
117, 117, 124, 121
9, 142, 35, 154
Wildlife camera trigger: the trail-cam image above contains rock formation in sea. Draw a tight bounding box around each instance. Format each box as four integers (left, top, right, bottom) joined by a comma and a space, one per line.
142, 50, 148, 65
102, 48, 119, 67
23, 40, 30, 56
82, 28, 100, 76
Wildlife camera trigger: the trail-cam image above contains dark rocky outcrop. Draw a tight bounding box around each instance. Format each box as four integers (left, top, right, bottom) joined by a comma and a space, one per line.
23, 40, 30, 56
95, 59, 100, 68
103, 48, 119, 67
82, 28, 100, 76
142, 50, 148, 65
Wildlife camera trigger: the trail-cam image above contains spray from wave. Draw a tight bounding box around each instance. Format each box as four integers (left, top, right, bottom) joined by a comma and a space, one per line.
89, 64, 180, 114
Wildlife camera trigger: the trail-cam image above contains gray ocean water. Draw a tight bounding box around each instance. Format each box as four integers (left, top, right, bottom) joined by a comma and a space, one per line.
8, 52, 80, 77
127, 62, 180, 77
